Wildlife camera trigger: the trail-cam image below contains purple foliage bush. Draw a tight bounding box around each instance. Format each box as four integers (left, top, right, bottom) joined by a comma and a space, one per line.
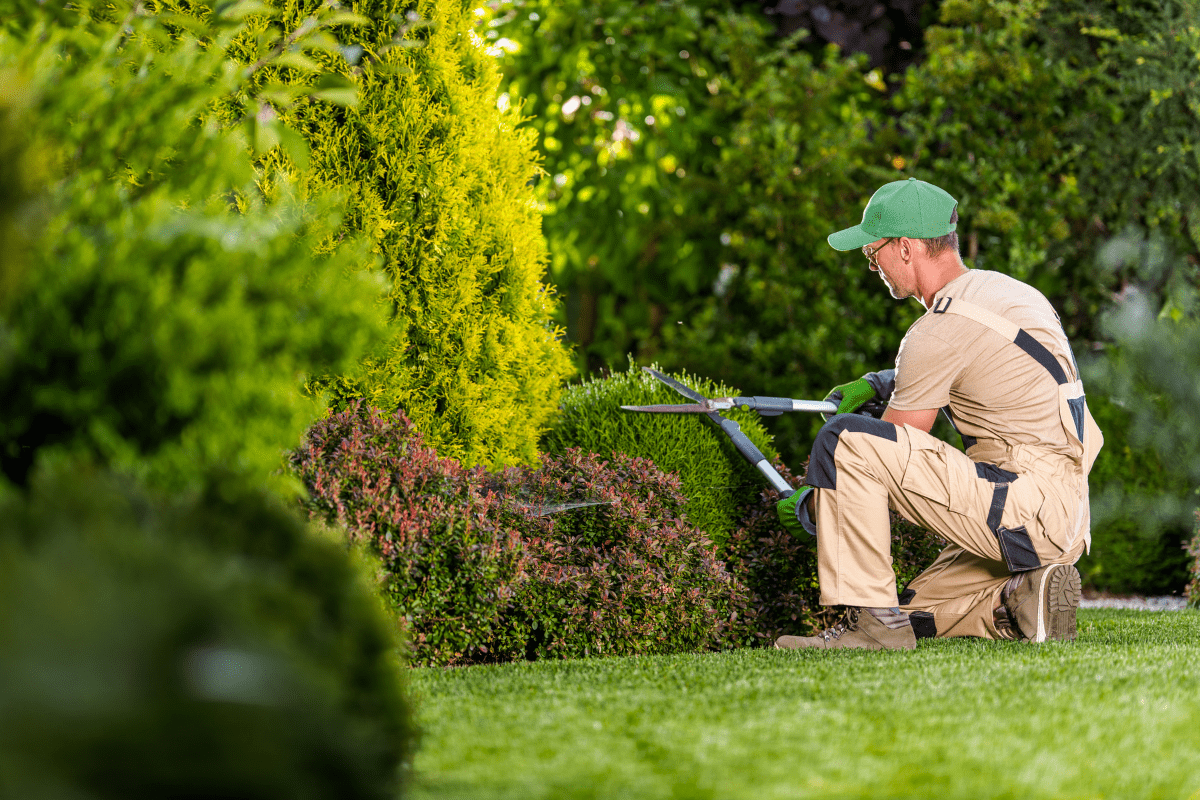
289, 403, 745, 666
482, 449, 747, 660
289, 403, 522, 666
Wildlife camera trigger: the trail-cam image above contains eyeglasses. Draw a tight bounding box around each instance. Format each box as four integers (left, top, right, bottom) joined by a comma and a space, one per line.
862, 238, 896, 269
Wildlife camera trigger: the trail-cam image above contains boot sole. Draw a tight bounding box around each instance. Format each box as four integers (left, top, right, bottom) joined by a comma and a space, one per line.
1036, 564, 1081, 642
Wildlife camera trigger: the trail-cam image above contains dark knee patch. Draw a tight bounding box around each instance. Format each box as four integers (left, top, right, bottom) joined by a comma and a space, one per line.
898, 586, 917, 606
805, 414, 898, 490
910, 611, 937, 639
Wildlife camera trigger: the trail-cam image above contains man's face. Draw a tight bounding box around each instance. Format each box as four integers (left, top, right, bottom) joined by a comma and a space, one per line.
863, 237, 911, 301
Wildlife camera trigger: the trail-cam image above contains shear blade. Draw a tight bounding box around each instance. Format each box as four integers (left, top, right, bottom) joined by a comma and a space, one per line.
621, 404, 709, 413
643, 367, 707, 403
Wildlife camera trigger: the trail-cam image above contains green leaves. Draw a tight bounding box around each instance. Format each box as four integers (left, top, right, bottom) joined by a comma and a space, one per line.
0, 6, 389, 494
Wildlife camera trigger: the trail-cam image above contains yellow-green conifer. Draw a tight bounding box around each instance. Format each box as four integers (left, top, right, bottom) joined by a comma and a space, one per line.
208, 0, 575, 468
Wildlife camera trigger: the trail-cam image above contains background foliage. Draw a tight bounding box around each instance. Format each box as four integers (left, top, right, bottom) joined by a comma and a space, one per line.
0, 1, 388, 495
493, 0, 1200, 594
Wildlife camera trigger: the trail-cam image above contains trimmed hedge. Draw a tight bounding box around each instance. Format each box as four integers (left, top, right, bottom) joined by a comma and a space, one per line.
0, 468, 414, 800
541, 360, 778, 549
290, 403, 744, 666
484, 448, 746, 660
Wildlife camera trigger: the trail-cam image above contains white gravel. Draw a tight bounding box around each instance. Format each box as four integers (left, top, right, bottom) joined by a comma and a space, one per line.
1080, 596, 1189, 611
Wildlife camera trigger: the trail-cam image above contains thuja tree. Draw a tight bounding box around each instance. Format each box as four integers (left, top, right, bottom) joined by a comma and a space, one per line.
0, 3, 389, 494
172, 0, 576, 469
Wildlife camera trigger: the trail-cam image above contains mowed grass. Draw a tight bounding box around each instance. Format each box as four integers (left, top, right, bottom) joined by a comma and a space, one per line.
407, 610, 1200, 800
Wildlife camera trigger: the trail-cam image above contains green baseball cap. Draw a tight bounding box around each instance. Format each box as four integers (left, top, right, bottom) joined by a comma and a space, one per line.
827, 177, 958, 251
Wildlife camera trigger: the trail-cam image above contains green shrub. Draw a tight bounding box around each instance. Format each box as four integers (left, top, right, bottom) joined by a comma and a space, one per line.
1082, 232, 1200, 595
1187, 511, 1200, 608
540, 360, 779, 549
291, 403, 747, 665
1077, 393, 1192, 595
0, 467, 414, 800
0, 4, 388, 494
290, 402, 524, 665
163, 0, 576, 469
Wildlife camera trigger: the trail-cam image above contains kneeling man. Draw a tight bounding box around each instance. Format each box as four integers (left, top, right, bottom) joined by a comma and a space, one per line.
776, 178, 1103, 650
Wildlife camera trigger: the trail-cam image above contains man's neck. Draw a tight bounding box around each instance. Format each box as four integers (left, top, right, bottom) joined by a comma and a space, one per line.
917, 256, 970, 308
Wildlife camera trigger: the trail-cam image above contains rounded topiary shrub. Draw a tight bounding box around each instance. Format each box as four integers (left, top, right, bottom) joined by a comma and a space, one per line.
291, 403, 748, 665
542, 360, 779, 550
0, 468, 414, 800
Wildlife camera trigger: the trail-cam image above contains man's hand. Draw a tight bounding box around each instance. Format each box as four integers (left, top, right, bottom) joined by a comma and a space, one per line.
776, 487, 816, 537
823, 369, 896, 419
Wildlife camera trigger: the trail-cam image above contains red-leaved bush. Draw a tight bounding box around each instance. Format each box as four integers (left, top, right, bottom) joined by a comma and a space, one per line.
289, 403, 745, 666
482, 449, 747, 660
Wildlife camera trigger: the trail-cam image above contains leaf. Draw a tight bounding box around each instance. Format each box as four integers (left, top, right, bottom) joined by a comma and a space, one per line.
277, 124, 310, 171
309, 73, 358, 107
275, 51, 324, 74
320, 11, 370, 28
216, 0, 276, 21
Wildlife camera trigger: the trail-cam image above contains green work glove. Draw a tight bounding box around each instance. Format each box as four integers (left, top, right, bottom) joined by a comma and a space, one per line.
824, 378, 877, 415
822, 369, 896, 420
776, 487, 816, 537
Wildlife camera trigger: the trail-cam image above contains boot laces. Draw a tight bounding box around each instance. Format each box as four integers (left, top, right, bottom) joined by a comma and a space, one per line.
819, 608, 860, 641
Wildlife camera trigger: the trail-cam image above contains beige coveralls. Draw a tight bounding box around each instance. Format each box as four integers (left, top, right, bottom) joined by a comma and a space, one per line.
805, 270, 1103, 639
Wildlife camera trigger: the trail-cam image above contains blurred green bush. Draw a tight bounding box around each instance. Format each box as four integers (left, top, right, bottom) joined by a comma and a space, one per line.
0, 2, 388, 495
0, 468, 414, 800
156, 0, 576, 469
541, 360, 778, 548
1082, 231, 1200, 597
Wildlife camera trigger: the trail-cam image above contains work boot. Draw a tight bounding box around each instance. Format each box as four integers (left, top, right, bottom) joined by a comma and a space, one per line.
1001, 563, 1081, 643
774, 607, 917, 651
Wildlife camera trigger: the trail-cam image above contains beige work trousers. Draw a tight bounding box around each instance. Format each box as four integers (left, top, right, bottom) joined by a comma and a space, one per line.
807, 416, 1086, 639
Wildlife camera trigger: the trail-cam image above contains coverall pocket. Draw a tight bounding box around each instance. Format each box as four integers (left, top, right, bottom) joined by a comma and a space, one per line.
901, 435, 975, 516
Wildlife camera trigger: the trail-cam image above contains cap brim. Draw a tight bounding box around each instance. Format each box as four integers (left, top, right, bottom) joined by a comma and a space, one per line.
826, 224, 880, 252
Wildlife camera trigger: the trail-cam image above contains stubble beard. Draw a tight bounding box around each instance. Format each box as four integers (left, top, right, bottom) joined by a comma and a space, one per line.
878, 269, 906, 300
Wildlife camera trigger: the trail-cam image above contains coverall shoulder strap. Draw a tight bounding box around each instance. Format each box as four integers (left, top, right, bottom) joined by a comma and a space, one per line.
928, 296, 1072, 384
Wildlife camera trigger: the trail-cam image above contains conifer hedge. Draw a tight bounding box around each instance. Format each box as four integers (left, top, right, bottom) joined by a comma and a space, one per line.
176, 0, 576, 469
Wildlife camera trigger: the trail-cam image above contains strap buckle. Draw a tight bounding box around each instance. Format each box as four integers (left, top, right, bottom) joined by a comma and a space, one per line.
932, 296, 953, 314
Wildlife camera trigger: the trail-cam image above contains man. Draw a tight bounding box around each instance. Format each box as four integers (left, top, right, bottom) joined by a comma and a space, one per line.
774, 177, 1103, 650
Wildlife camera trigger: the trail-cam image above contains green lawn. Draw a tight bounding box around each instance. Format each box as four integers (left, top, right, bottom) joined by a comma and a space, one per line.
407, 609, 1200, 800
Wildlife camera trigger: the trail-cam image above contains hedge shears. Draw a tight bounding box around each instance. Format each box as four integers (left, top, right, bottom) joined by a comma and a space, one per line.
621, 368, 837, 499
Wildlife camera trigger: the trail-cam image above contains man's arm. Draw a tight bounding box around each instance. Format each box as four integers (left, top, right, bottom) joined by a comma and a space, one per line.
882, 405, 939, 433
